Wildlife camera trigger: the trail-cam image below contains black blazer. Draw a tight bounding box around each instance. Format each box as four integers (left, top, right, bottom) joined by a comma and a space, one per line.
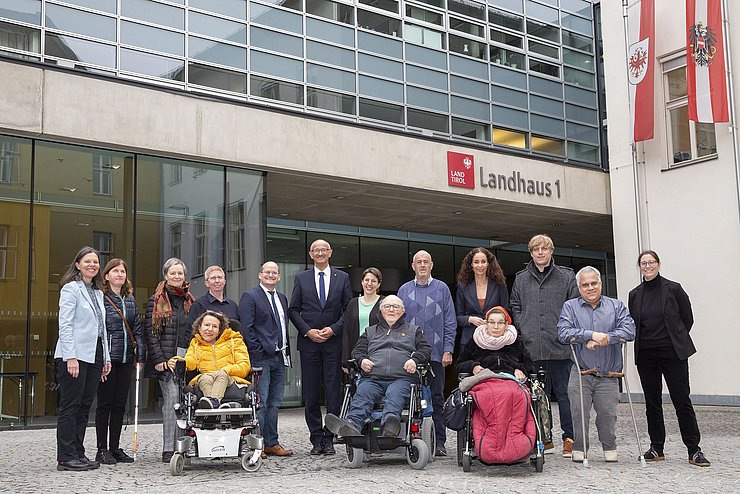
238, 285, 291, 363
628, 275, 696, 360
455, 280, 510, 348
341, 295, 383, 365
289, 267, 353, 353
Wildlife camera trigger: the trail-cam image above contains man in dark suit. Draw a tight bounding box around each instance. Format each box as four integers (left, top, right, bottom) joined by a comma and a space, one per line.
239, 261, 294, 457
289, 239, 352, 455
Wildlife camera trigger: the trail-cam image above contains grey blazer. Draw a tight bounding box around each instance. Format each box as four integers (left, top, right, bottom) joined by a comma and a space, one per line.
55, 280, 111, 364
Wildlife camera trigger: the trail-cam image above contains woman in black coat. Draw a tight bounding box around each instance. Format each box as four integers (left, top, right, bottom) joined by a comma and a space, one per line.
455, 247, 510, 350
456, 306, 532, 381
95, 258, 146, 465
342, 267, 383, 366
628, 250, 709, 467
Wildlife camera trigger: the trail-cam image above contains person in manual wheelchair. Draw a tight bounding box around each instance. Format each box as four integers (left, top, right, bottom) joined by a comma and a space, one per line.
325, 295, 433, 469
168, 310, 251, 408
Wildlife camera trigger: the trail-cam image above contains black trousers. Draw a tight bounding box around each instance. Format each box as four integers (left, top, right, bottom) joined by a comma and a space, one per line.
56, 341, 103, 462
300, 347, 342, 447
636, 345, 701, 456
95, 360, 133, 451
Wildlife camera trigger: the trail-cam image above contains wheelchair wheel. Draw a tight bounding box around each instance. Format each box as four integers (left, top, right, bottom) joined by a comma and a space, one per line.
535, 455, 544, 473
462, 450, 472, 472
456, 430, 465, 467
169, 453, 185, 476
241, 452, 262, 472
346, 445, 364, 469
421, 417, 435, 461
406, 438, 430, 470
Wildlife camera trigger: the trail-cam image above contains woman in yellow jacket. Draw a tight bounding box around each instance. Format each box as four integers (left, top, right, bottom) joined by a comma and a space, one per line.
169, 310, 250, 408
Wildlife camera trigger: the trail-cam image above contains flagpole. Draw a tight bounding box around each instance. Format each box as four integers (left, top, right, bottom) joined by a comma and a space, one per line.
721, 0, 740, 223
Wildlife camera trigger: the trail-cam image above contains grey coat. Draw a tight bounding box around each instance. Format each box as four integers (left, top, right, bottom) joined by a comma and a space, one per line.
510, 260, 578, 360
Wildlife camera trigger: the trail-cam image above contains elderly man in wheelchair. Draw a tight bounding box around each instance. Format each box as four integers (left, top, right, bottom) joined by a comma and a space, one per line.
166, 311, 263, 475
326, 295, 433, 469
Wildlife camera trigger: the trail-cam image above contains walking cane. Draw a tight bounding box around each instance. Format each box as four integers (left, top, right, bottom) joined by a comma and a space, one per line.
569, 340, 589, 467
133, 363, 141, 461
620, 339, 647, 467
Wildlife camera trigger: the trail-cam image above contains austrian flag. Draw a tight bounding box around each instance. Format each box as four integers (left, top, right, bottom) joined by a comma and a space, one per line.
686, 0, 729, 123
627, 0, 655, 142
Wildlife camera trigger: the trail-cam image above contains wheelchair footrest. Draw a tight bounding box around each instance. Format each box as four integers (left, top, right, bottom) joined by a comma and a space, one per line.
376, 436, 405, 450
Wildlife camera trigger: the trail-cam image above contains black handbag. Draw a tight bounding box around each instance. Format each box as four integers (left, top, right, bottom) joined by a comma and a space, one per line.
443, 387, 466, 431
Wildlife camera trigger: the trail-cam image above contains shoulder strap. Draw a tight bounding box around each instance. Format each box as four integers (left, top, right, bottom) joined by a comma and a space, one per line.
104, 293, 138, 350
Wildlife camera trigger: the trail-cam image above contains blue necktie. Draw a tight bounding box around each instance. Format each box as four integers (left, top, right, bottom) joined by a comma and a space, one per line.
318, 271, 326, 308
269, 291, 283, 350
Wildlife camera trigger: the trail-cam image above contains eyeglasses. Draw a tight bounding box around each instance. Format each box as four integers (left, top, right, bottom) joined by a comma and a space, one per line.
311, 248, 331, 254
639, 260, 658, 267
486, 320, 507, 326
381, 304, 402, 311
207, 276, 225, 281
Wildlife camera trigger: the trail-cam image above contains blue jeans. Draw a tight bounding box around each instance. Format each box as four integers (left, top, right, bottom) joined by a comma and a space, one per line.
253, 353, 286, 448
535, 359, 574, 440
346, 378, 412, 430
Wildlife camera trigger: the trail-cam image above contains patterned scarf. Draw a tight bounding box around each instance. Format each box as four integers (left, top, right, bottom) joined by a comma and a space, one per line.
151, 280, 194, 338
473, 324, 517, 351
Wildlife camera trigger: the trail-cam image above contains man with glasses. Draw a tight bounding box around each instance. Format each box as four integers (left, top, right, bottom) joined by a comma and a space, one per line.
289, 239, 352, 455
557, 266, 635, 463
397, 250, 456, 456
239, 261, 293, 458
187, 265, 239, 335
325, 295, 431, 439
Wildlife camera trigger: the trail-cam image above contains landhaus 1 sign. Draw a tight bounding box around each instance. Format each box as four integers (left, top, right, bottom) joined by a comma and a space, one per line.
447, 152, 562, 199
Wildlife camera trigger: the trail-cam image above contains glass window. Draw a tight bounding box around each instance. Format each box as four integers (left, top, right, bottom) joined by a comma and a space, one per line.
529, 74, 562, 97
526, 0, 558, 24
490, 28, 522, 48
565, 84, 595, 106
405, 5, 442, 25
252, 0, 302, 10
120, 0, 184, 30
452, 117, 489, 140
307, 63, 355, 92
666, 65, 687, 100
531, 114, 564, 137
562, 30, 592, 53
450, 75, 488, 99
251, 26, 303, 57
306, 17, 355, 46
357, 9, 401, 37
450, 17, 483, 37
449, 34, 486, 60
561, 0, 592, 19
407, 108, 448, 133
358, 53, 403, 80
405, 43, 446, 69
0, 20, 40, 53
491, 85, 527, 108
189, 62, 247, 93
527, 19, 559, 43
492, 105, 528, 129
489, 8, 522, 31
564, 67, 594, 88
561, 12, 592, 35
250, 74, 304, 104
307, 86, 355, 114
359, 98, 404, 124
567, 122, 598, 143
491, 65, 526, 87
307, 40, 355, 69
565, 103, 597, 125
305, 0, 354, 24
250, 2, 302, 34
490, 46, 524, 70
407, 86, 448, 112
567, 142, 599, 164
0, 0, 41, 24
120, 47, 184, 81
406, 64, 447, 90
194, 212, 208, 274
44, 4, 116, 42
563, 48, 594, 71
448, 0, 485, 21
45, 33, 116, 68
250, 50, 303, 81
92, 154, 112, 196
358, 31, 402, 57
359, 74, 403, 102
404, 22, 444, 50
189, 12, 247, 44
530, 95, 563, 117
450, 54, 487, 78
451, 96, 489, 120
492, 0, 523, 13
359, 0, 398, 13
191, 0, 248, 19
529, 40, 559, 60
121, 21, 184, 56
531, 135, 564, 154
529, 58, 559, 78
492, 127, 527, 148
413, 0, 444, 8
189, 36, 246, 70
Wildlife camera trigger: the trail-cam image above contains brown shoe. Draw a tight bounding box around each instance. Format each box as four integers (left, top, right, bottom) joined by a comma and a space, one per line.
562, 438, 574, 458
264, 444, 294, 457
543, 441, 555, 455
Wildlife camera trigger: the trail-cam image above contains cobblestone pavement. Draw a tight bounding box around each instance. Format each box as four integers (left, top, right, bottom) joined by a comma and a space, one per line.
1, 403, 737, 493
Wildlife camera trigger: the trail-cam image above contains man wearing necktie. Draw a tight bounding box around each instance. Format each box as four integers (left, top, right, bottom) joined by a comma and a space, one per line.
289, 239, 353, 455
239, 261, 294, 457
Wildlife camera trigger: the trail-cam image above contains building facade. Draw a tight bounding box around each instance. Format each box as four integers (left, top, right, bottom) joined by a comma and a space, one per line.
0, 0, 621, 426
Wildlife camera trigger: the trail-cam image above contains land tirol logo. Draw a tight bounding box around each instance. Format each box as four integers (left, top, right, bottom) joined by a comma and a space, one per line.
447, 151, 475, 189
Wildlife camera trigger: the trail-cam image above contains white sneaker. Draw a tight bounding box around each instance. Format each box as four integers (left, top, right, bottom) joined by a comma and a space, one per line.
604, 450, 618, 462
572, 450, 584, 463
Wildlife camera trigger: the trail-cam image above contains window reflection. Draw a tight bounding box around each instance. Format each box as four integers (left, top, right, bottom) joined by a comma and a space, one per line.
45, 33, 116, 68
120, 48, 184, 81
189, 62, 247, 93
189, 36, 247, 70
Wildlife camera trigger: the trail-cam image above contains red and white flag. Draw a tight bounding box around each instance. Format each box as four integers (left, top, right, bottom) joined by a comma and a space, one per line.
627, 0, 655, 142
686, 0, 729, 123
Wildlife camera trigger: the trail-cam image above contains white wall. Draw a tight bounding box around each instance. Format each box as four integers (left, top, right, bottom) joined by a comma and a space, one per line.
602, 1, 740, 402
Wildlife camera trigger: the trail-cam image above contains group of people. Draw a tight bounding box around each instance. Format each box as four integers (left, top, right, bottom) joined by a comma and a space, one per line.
53, 234, 709, 471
